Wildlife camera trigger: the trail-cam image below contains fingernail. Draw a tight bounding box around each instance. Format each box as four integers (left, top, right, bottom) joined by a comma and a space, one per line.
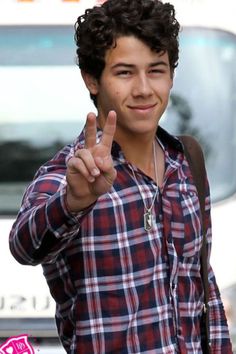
88, 176, 95, 183
92, 168, 100, 176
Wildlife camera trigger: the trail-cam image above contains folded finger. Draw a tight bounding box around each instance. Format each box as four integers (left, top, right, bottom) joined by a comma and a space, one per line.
74, 149, 100, 179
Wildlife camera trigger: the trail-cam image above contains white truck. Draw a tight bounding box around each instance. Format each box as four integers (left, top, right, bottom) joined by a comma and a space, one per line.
0, 0, 235, 352
0, 1, 96, 352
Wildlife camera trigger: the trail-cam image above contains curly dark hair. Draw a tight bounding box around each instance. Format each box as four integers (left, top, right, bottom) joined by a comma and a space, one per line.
74, 0, 180, 106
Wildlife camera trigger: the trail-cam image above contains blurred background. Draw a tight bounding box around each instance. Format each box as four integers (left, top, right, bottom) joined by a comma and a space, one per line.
0, 0, 235, 352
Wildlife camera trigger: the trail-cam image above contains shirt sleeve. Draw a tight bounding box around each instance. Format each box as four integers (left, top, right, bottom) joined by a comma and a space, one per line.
204, 179, 233, 352
9, 143, 93, 265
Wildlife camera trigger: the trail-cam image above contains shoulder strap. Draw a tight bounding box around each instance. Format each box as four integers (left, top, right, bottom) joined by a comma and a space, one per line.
178, 135, 210, 349
178, 135, 206, 221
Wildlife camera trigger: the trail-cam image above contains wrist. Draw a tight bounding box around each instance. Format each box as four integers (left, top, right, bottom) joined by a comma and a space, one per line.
66, 186, 97, 213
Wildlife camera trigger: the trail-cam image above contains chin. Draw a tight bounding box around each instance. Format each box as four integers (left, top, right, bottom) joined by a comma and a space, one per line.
130, 124, 157, 136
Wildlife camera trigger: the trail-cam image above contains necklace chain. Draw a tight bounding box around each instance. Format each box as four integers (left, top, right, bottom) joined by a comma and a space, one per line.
130, 140, 159, 231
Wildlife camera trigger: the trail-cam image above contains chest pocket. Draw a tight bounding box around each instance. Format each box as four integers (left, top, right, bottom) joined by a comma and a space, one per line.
180, 189, 202, 258
162, 186, 202, 259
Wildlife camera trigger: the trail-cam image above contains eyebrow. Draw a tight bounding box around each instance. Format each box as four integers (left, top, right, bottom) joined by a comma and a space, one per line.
111, 61, 169, 70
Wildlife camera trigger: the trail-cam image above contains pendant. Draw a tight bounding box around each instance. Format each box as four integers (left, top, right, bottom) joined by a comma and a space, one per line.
144, 210, 153, 231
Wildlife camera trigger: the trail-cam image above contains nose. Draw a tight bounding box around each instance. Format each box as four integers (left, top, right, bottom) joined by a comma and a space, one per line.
132, 73, 153, 98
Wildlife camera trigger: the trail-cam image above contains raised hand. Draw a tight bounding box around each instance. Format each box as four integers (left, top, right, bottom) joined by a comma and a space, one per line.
66, 111, 117, 212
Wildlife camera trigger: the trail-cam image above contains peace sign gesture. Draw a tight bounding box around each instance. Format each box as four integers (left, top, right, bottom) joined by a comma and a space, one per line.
66, 111, 117, 212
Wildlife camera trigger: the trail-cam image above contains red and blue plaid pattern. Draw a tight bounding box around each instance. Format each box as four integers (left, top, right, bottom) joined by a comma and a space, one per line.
9, 127, 232, 353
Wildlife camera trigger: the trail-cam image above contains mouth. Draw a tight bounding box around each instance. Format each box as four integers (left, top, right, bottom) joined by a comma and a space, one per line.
128, 103, 157, 112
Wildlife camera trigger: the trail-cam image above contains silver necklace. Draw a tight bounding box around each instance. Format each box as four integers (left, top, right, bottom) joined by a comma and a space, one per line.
130, 140, 159, 232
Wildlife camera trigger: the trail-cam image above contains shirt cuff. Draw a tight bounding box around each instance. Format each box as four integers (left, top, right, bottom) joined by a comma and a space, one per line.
46, 186, 96, 239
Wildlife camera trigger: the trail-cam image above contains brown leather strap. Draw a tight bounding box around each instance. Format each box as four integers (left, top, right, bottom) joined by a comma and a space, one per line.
178, 135, 210, 351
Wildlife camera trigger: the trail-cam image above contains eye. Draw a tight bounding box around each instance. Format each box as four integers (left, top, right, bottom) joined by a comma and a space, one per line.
149, 68, 165, 74
115, 70, 132, 77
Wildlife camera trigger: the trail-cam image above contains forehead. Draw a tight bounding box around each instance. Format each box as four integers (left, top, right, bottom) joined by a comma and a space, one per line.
104, 35, 169, 66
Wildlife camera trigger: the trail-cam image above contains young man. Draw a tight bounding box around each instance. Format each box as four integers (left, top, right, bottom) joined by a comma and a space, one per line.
9, 0, 232, 353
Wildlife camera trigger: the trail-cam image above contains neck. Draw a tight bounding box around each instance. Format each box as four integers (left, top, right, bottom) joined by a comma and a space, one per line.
115, 133, 156, 172
121, 138, 158, 182
122, 138, 165, 187
124, 141, 155, 175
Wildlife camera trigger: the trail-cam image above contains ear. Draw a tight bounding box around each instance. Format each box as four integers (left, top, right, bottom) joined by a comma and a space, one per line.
81, 71, 99, 95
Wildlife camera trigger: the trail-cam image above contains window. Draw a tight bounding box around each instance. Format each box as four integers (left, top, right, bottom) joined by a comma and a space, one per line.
0, 25, 94, 214
0, 25, 235, 214
162, 27, 236, 202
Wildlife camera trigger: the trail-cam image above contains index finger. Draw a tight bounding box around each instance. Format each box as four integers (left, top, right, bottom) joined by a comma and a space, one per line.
100, 110, 117, 149
84, 112, 97, 149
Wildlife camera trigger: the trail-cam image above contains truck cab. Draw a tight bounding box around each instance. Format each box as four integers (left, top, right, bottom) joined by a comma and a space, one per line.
0, 0, 236, 351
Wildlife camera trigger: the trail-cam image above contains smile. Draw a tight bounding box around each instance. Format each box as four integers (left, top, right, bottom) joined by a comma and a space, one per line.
128, 103, 157, 112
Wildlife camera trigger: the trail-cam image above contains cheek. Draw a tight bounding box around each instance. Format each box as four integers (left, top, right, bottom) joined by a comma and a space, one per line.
110, 90, 123, 104
166, 78, 173, 92
159, 82, 172, 99
100, 90, 122, 112
114, 91, 122, 99
101, 80, 125, 108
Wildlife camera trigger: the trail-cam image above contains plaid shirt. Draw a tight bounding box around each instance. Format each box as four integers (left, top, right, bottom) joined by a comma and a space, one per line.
9, 127, 232, 353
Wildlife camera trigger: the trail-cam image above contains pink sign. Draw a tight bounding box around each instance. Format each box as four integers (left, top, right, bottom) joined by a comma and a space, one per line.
0, 335, 35, 354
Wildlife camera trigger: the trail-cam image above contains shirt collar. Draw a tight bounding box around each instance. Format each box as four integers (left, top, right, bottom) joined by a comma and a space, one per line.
156, 126, 183, 152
